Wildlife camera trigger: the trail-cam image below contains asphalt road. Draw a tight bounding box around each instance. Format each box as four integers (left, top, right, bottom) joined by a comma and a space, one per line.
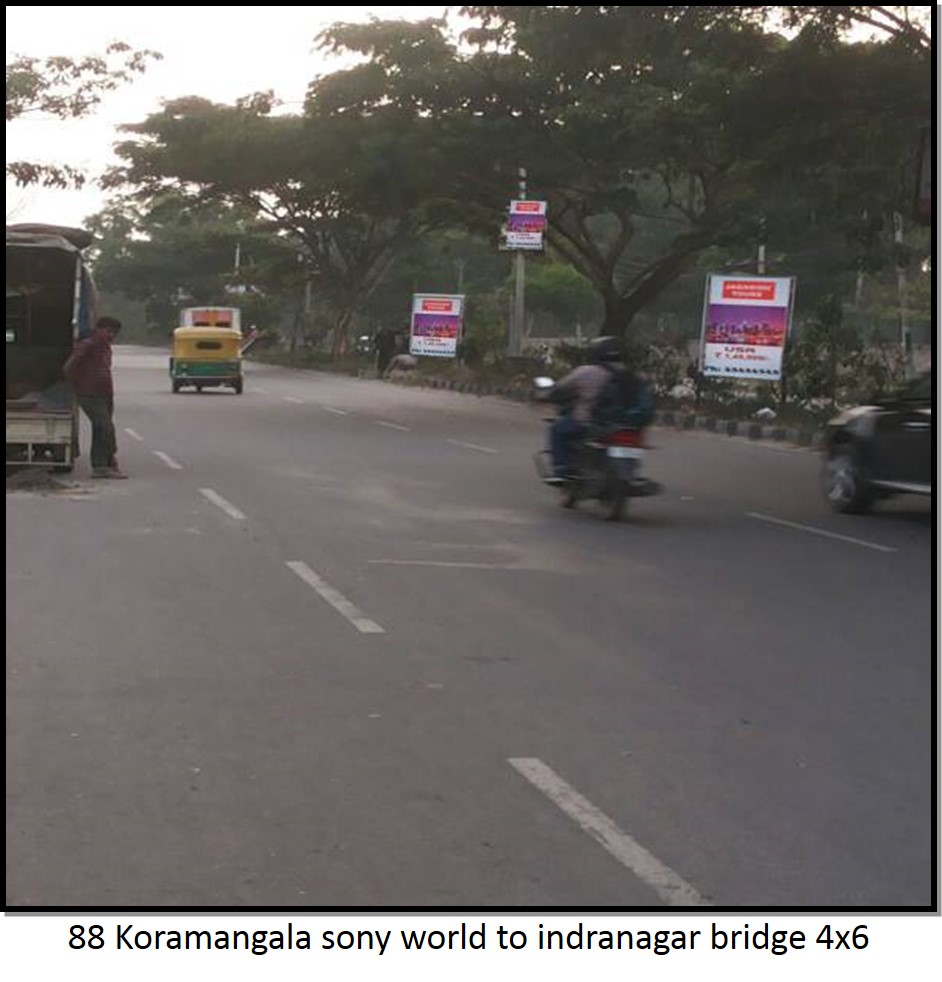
6, 347, 934, 908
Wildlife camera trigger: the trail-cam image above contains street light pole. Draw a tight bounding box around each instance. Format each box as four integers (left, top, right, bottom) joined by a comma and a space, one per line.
757, 215, 767, 275
893, 211, 913, 378
508, 167, 527, 357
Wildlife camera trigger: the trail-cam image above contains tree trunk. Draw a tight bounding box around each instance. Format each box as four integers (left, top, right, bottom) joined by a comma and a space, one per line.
600, 293, 635, 340
331, 309, 354, 358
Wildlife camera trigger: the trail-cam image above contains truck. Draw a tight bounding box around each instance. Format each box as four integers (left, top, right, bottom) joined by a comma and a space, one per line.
6, 223, 97, 471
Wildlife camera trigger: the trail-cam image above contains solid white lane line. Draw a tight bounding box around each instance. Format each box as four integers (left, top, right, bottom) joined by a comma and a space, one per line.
508, 758, 710, 907
199, 487, 247, 521
153, 451, 183, 470
124, 428, 144, 442
377, 420, 410, 431
447, 438, 499, 454
284, 396, 304, 404
369, 559, 516, 569
286, 561, 384, 634
323, 406, 348, 416
747, 511, 897, 553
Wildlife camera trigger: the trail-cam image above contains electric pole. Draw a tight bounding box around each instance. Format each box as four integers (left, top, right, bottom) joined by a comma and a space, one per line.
508, 167, 527, 357
757, 215, 767, 275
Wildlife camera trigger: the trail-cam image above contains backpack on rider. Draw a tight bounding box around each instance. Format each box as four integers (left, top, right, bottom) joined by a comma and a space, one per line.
588, 339, 655, 429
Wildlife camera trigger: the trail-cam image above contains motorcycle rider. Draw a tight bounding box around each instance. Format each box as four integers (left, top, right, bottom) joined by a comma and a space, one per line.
547, 335, 626, 481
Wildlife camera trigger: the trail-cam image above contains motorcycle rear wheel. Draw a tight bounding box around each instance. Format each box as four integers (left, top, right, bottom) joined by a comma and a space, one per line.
603, 473, 628, 521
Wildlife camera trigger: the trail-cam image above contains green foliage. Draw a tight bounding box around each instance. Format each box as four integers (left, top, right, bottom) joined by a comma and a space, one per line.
314, 7, 928, 339
110, 97, 448, 353
97, 6, 929, 376
783, 293, 904, 409
6, 43, 160, 188
86, 194, 295, 334
457, 293, 507, 368
748, 6, 931, 56
524, 262, 600, 329
550, 341, 587, 373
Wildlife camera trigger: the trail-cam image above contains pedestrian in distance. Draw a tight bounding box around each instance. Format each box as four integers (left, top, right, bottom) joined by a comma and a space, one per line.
63, 315, 128, 479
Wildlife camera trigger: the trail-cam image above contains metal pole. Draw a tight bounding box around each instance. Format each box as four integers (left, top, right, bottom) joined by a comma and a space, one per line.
511, 253, 525, 356
893, 211, 913, 378
508, 167, 527, 357
757, 215, 767, 275
854, 209, 868, 311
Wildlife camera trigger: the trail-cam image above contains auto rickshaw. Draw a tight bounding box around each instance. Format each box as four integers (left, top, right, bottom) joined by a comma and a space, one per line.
170, 326, 243, 393
180, 306, 241, 330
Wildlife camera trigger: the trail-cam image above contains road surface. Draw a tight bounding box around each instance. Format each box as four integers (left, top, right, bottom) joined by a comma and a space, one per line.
6, 348, 933, 908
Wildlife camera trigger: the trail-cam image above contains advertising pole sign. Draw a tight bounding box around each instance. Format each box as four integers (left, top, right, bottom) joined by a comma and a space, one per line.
504, 200, 548, 251
409, 294, 465, 358
699, 274, 796, 380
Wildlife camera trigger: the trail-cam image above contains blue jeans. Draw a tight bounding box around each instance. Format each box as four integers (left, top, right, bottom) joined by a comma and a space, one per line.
78, 395, 117, 470
550, 414, 585, 476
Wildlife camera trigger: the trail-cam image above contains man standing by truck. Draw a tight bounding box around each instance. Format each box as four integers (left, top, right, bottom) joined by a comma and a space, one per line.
63, 316, 127, 478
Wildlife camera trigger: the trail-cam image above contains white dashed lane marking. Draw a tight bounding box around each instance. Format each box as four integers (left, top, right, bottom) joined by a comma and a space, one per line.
199, 488, 247, 521
376, 420, 410, 431
124, 428, 144, 442
509, 757, 710, 907
446, 438, 499, 454
153, 451, 183, 470
369, 559, 517, 569
286, 561, 384, 634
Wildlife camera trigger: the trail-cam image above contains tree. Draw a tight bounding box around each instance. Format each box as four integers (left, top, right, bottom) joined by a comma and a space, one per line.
354, 227, 508, 330
104, 7, 929, 353
314, 7, 929, 340
109, 95, 448, 353
523, 262, 600, 334
757, 6, 931, 56
6, 43, 160, 188
87, 194, 292, 334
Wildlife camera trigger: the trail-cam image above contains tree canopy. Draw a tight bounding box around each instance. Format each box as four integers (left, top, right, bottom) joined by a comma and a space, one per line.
306, 6, 929, 335
103, 6, 930, 347
109, 91, 456, 352
6, 42, 161, 188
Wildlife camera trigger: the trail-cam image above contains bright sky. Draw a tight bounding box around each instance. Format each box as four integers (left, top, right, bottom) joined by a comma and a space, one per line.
6, 5, 449, 227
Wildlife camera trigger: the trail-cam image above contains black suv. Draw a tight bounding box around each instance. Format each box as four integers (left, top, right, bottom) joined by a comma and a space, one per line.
822, 372, 933, 513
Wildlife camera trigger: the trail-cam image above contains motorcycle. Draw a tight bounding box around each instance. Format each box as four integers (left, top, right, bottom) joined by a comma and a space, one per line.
532, 376, 662, 521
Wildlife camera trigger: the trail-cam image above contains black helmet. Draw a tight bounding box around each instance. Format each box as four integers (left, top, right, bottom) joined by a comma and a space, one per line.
587, 335, 623, 364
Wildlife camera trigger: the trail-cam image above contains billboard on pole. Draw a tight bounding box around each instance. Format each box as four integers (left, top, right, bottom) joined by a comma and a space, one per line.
503, 200, 548, 251
409, 294, 464, 358
698, 275, 796, 380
